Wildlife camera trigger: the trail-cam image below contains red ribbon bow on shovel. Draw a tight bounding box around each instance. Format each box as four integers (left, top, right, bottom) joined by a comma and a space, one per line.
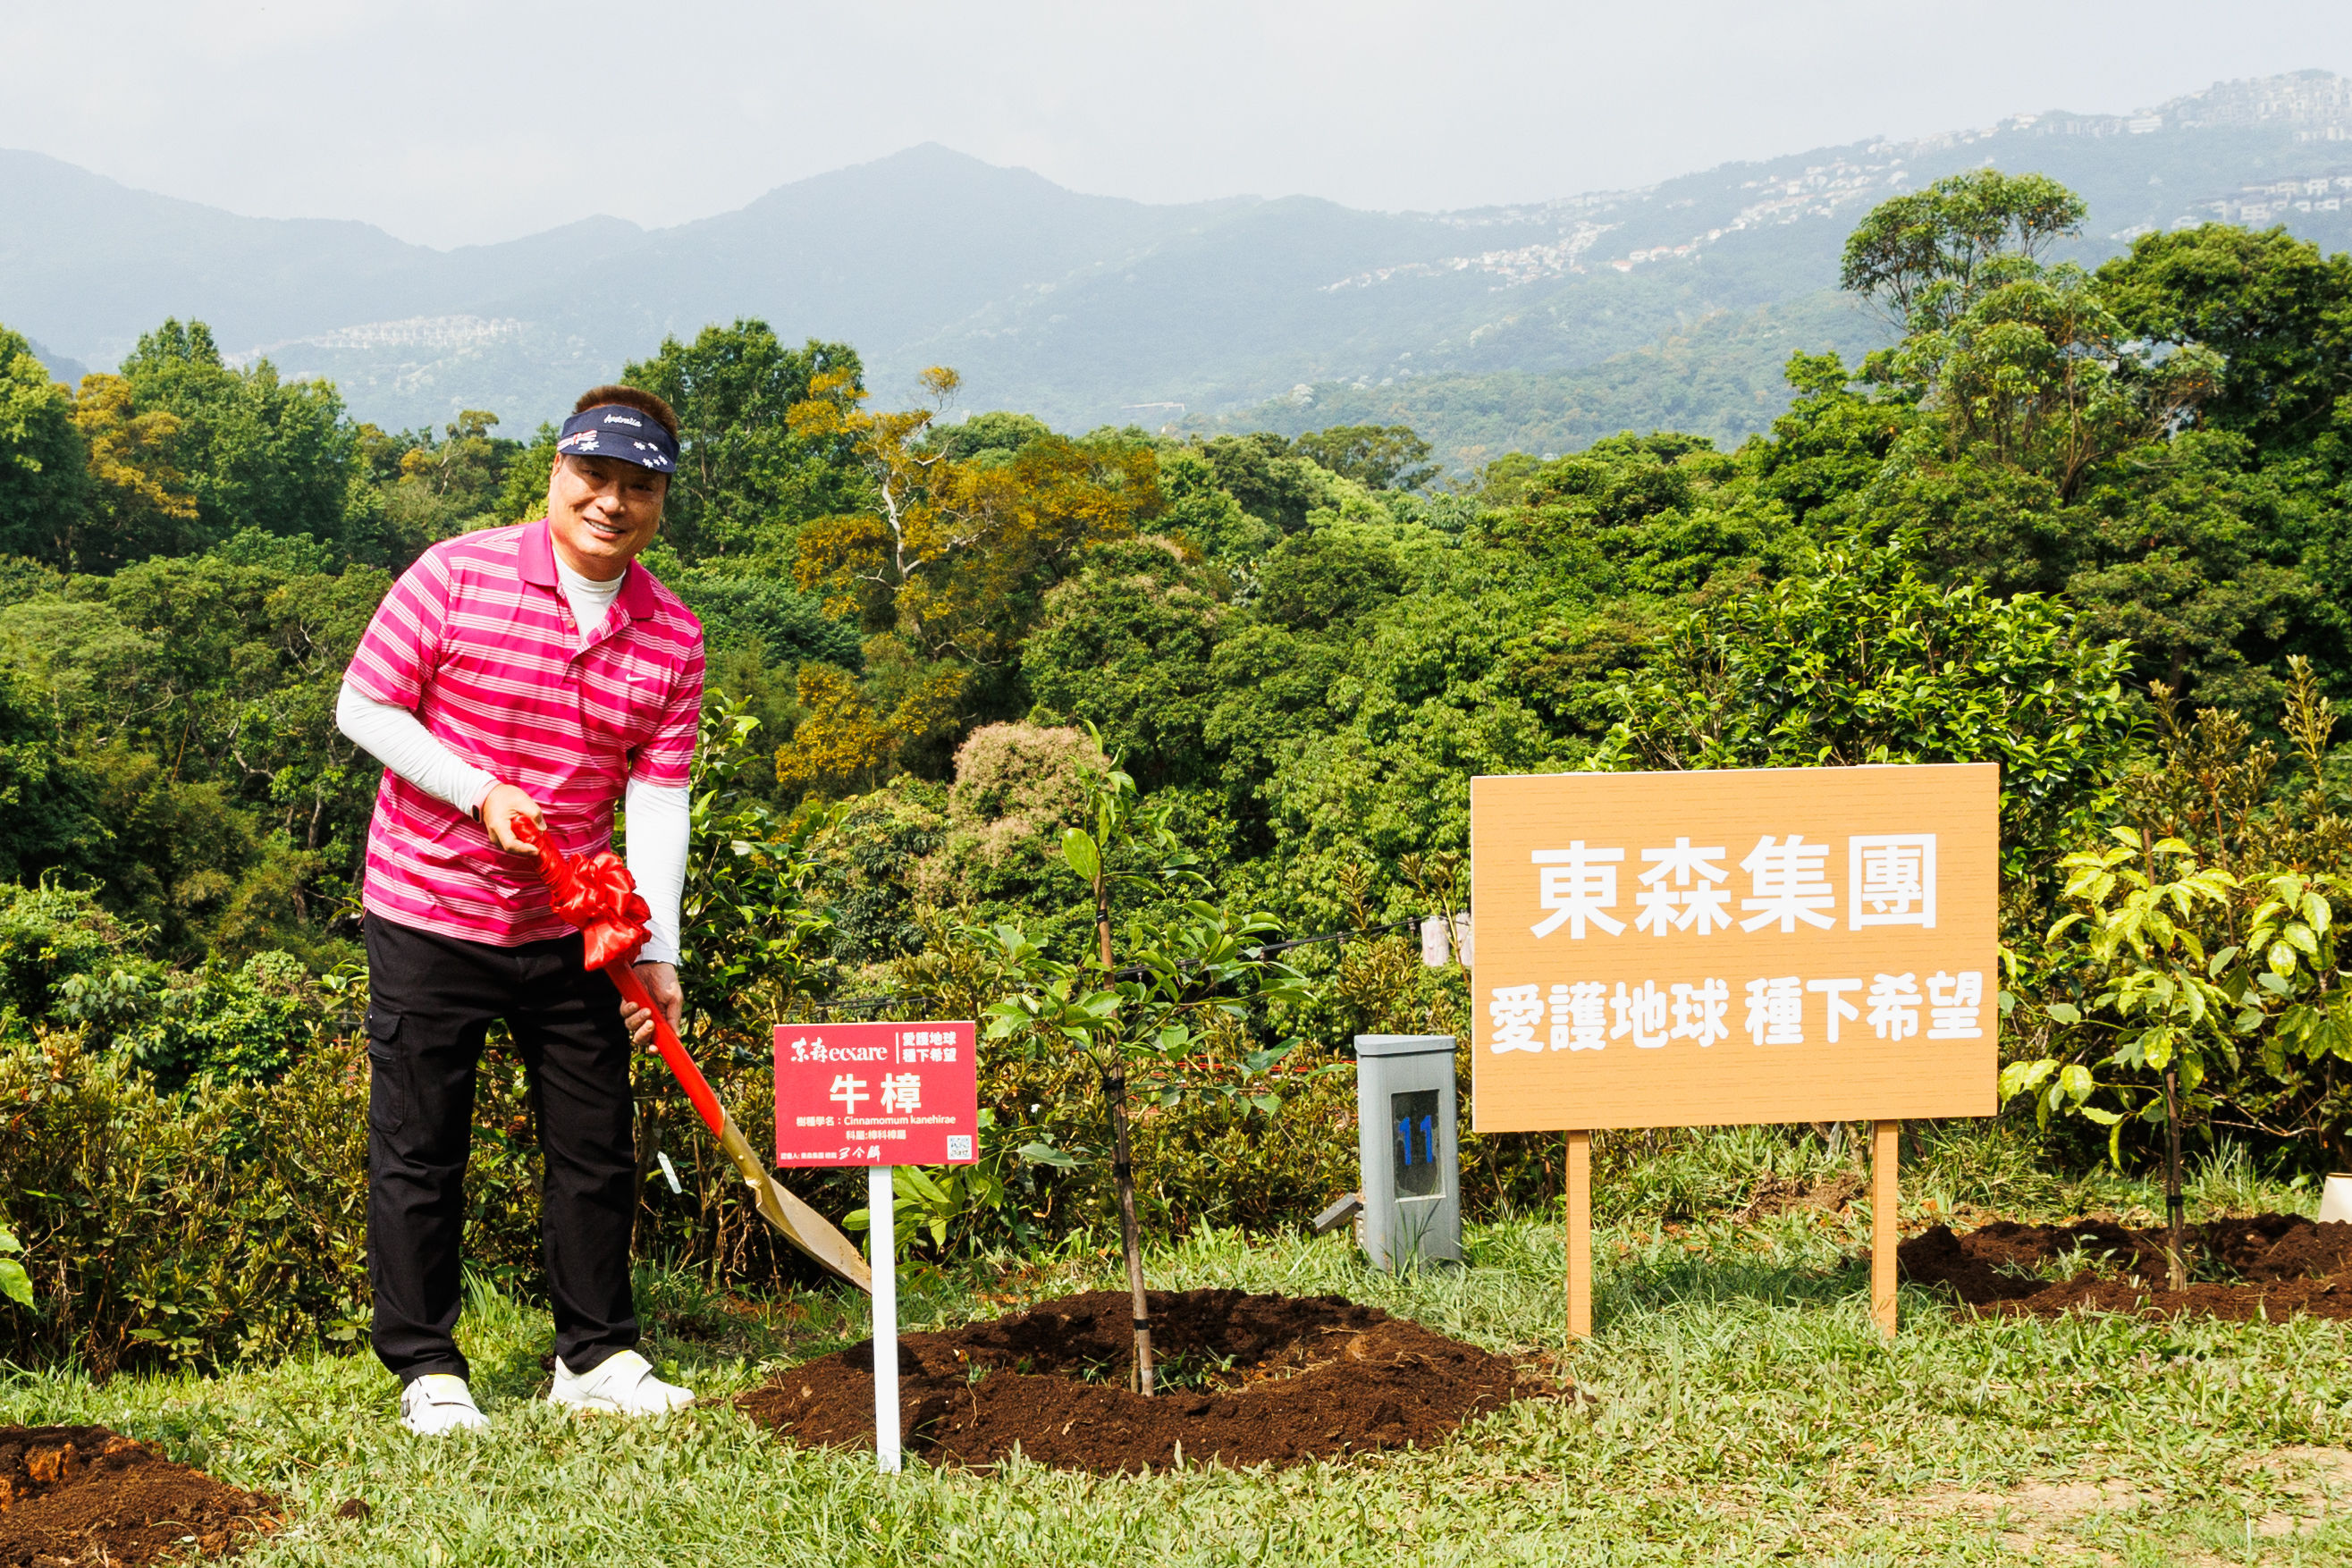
505, 815, 871, 1291
525, 830, 653, 972
510, 817, 712, 1122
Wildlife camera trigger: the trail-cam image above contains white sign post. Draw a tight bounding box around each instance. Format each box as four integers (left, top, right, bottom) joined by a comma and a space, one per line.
775, 1017, 978, 1475
867, 1164, 899, 1474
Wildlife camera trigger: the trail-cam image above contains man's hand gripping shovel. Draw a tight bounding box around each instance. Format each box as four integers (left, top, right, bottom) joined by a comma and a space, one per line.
510, 816, 872, 1293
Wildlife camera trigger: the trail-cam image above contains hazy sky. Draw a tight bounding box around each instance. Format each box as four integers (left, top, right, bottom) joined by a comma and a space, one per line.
7, 1, 2351, 250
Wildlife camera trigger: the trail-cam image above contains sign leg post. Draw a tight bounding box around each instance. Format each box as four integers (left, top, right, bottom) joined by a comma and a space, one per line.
869, 1164, 900, 1473
1871, 1120, 1899, 1339
1565, 1130, 1591, 1341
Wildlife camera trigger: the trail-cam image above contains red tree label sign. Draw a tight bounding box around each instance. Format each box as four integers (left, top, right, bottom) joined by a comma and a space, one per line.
773, 1019, 980, 1166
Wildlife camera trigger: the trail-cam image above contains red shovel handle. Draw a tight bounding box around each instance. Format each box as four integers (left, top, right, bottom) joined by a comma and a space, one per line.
604, 957, 727, 1140
502, 814, 724, 1139
497, 808, 874, 1290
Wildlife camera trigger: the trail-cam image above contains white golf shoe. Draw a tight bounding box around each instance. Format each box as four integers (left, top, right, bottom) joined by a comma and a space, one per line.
549, 1350, 694, 1417
399, 1374, 489, 1436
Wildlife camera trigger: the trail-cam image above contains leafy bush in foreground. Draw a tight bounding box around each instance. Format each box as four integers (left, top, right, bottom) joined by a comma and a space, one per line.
0, 1032, 541, 1372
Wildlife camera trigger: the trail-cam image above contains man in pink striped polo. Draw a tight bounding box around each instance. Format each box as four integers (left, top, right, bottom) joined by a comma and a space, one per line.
338, 384, 705, 1435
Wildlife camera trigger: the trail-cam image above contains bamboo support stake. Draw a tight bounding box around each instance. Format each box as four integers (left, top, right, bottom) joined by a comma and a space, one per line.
1872, 1118, 1899, 1339
1565, 1130, 1591, 1340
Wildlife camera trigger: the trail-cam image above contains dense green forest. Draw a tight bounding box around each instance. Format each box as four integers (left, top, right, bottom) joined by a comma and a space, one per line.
1194, 291, 1893, 466
7, 168, 2352, 1365
3, 169, 2347, 971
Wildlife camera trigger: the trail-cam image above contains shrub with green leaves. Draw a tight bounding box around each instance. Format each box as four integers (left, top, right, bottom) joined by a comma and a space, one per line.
0, 1029, 547, 1371
2002, 659, 2352, 1282
1599, 544, 2137, 867
121, 949, 331, 1091
0, 881, 153, 1032
0, 1218, 29, 1310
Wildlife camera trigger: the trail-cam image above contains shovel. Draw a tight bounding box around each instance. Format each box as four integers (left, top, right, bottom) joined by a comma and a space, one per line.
510, 815, 872, 1293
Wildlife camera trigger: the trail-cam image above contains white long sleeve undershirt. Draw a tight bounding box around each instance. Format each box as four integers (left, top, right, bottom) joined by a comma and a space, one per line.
620, 778, 687, 967
335, 557, 690, 965
554, 556, 625, 645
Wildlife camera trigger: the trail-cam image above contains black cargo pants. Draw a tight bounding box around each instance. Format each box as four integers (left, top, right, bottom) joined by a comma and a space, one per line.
365, 914, 639, 1384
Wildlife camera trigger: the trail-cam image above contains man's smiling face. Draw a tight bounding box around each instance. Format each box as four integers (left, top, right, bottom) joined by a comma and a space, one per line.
545, 453, 667, 578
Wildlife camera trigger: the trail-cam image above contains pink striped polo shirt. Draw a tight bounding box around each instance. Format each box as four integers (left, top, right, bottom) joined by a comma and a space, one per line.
345, 519, 704, 947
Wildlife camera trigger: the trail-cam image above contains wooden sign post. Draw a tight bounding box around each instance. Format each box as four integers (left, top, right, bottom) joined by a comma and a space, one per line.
1470, 764, 1999, 1342
1565, 1129, 1591, 1338
1872, 1119, 1899, 1336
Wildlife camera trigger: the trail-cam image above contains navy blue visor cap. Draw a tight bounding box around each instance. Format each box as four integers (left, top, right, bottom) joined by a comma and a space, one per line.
554, 404, 679, 474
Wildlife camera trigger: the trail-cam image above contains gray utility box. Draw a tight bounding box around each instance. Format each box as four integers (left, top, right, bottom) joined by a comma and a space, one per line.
1353, 1034, 1463, 1269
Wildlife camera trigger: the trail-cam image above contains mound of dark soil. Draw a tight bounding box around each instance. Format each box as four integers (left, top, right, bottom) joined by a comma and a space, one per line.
0, 1426, 276, 1567
1897, 1213, 2352, 1321
738, 1288, 1539, 1473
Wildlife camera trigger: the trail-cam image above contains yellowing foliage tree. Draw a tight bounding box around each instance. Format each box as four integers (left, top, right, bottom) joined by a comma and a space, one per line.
771, 661, 968, 800
789, 367, 1162, 669
773, 367, 1163, 797
772, 664, 895, 798
72, 373, 198, 561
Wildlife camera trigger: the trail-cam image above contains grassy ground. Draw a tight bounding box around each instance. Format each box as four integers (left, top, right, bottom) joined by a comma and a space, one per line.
7, 1126, 2352, 1565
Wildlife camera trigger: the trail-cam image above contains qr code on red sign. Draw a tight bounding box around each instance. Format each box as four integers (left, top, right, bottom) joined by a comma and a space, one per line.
946, 1135, 972, 1160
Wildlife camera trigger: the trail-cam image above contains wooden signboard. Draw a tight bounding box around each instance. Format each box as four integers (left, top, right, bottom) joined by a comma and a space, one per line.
1469, 763, 1999, 1337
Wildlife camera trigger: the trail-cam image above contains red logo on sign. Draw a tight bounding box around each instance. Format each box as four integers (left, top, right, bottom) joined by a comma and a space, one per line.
773, 1019, 980, 1167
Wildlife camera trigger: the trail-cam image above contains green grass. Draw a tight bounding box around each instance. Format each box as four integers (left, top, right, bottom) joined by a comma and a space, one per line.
7, 1127, 2352, 1565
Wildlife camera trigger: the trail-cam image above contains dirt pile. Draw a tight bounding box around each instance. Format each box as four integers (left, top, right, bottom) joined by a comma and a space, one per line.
738, 1288, 1539, 1473
1898, 1213, 2352, 1321
0, 1426, 275, 1567
1737, 1170, 1862, 1223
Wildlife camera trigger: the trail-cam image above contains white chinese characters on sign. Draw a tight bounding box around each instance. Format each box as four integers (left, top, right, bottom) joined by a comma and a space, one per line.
1610, 981, 1670, 1048
1738, 835, 1836, 932
1490, 983, 1543, 1052
1851, 836, 1936, 929
1530, 843, 1625, 938
1526, 977, 1732, 1050
1867, 973, 1923, 1041
1743, 975, 1803, 1044
1526, 833, 1942, 941
1635, 839, 1732, 936
1551, 982, 1607, 1050
1926, 970, 1983, 1038
1670, 978, 1731, 1046
1491, 972, 1985, 1053
1807, 976, 1861, 1041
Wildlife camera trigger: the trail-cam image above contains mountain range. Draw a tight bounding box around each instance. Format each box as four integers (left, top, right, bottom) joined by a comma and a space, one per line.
6, 70, 2352, 466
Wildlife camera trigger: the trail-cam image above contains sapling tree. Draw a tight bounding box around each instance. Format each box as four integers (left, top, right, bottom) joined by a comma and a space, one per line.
2004, 830, 2238, 1288
982, 752, 1305, 1394
2007, 661, 2352, 1289
2005, 839, 2348, 1288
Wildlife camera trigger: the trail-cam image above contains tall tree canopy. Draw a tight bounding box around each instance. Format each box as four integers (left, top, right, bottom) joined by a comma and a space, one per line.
0, 327, 91, 564
622, 321, 867, 562
2097, 224, 2352, 452
1840, 169, 2088, 331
